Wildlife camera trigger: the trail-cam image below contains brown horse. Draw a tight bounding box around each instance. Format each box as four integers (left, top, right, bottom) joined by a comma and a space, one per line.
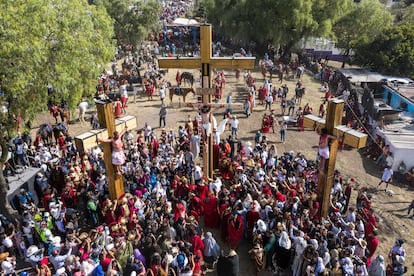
168, 87, 196, 103
180, 72, 194, 87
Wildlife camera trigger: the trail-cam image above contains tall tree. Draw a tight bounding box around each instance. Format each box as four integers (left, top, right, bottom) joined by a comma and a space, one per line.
92, 0, 161, 47
353, 24, 414, 77
202, 0, 351, 56
0, 0, 114, 216
401, 3, 414, 24
332, 0, 393, 67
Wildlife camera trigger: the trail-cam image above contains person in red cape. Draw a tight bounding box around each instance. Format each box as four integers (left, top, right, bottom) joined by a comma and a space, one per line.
227, 213, 244, 249
220, 203, 231, 242
173, 199, 187, 222
361, 208, 377, 237
213, 143, 220, 170
195, 179, 209, 202
176, 70, 181, 86
188, 228, 205, 263
203, 190, 219, 228
246, 201, 261, 238
189, 193, 203, 222
49, 104, 60, 123
102, 199, 117, 226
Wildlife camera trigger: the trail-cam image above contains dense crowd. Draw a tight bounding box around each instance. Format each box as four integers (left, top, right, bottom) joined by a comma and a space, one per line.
1, 106, 408, 276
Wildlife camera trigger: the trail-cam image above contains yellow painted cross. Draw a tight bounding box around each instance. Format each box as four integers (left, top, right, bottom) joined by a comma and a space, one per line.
158, 23, 255, 177
304, 99, 368, 217
95, 101, 125, 200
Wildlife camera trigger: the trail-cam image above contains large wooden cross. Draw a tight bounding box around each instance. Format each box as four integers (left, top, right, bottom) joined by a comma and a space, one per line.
95, 100, 125, 200
303, 99, 368, 218
158, 23, 255, 177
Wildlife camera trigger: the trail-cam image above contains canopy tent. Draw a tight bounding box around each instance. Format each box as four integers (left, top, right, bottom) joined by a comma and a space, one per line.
171, 18, 199, 26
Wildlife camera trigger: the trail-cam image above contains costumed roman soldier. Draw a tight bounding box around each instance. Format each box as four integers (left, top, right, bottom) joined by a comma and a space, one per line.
102, 199, 117, 226
117, 195, 131, 222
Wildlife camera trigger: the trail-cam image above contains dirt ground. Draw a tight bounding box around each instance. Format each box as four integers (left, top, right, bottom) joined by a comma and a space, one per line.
32, 61, 414, 275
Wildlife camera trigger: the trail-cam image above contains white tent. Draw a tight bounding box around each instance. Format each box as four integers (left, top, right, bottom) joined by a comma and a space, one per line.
171, 18, 199, 26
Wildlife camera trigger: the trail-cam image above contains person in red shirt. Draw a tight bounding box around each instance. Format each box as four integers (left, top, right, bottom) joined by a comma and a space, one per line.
362, 208, 377, 237
366, 230, 379, 267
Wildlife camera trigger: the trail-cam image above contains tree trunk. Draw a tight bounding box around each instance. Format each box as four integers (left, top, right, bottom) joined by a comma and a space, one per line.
0, 167, 19, 221
0, 132, 19, 220
342, 49, 350, 68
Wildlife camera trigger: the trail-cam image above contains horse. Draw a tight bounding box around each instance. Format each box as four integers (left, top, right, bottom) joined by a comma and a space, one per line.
37, 124, 52, 145
53, 123, 68, 143
180, 72, 194, 87
168, 87, 196, 103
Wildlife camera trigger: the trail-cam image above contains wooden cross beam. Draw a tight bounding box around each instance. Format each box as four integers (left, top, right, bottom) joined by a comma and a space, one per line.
158, 23, 255, 177
303, 99, 368, 218
93, 100, 135, 200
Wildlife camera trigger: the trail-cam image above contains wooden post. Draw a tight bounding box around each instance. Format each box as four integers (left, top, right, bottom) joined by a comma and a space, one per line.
95, 100, 124, 200
158, 23, 255, 178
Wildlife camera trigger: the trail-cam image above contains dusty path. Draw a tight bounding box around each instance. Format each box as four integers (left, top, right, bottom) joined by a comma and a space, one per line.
32, 63, 414, 275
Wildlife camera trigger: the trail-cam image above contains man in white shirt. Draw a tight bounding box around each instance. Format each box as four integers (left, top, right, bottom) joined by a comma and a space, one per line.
230, 116, 239, 138
209, 175, 222, 194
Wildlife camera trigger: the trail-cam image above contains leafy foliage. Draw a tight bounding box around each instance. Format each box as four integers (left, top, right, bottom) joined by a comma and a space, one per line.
92, 0, 161, 47
401, 4, 414, 24
353, 24, 414, 77
202, 0, 351, 53
0, 0, 114, 136
333, 0, 393, 53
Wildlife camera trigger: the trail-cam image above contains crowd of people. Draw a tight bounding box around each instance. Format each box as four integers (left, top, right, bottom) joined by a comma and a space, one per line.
0, 96, 408, 276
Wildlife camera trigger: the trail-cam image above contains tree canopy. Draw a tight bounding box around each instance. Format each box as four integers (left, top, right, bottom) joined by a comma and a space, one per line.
202, 0, 352, 54
0, 0, 115, 214
353, 24, 414, 77
0, 0, 114, 127
91, 0, 162, 48
332, 0, 393, 56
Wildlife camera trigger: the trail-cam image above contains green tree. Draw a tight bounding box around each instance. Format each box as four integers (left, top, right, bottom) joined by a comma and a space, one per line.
401, 4, 414, 24
353, 24, 414, 77
92, 0, 161, 47
0, 0, 114, 216
332, 0, 393, 67
202, 0, 351, 58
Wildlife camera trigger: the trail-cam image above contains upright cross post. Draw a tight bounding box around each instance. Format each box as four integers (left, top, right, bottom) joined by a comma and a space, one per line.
317, 99, 343, 218
95, 100, 124, 200
158, 23, 255, 177
303, 99, 368, 217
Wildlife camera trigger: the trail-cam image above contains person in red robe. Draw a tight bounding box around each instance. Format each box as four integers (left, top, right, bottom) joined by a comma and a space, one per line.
176, 70, 181, 86
49, 104, 60, 123
366, 230, 379, 267
227, 213, 244, 249
173, 200, 186, 222
258, 86, 267, 105
114, 98, 122, 118
362, 208, 377, 237
220, 203, 231, 242
203, 191, 219, 228
102, 199, 117, 227
246, 205, 260, 238
189, 194, 203, 222
188, 228, 205, 263
195, 181, 209, 202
